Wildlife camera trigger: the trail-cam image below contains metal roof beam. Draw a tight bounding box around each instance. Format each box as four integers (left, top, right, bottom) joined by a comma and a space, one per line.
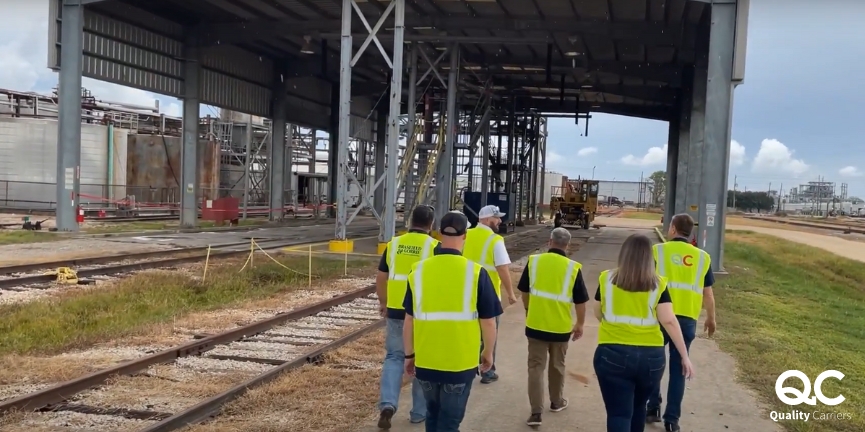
487, 80, 676, 104
457, 55, 684, 85
195, 17, 692, 47
509, 100, 671, 121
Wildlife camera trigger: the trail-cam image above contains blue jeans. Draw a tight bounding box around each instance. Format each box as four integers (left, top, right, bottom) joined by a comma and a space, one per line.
479, 315, 500, 378
647, 317, 697, 424
417, 379, 474, 432
594, 344, 666, 432
379, 318, 426, 422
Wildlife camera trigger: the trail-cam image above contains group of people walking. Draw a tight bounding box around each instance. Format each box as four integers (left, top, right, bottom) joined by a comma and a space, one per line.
374, 205, 716, 432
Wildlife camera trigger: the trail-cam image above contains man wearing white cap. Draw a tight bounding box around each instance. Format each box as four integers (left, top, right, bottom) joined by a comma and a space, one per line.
462, 204, 516, 384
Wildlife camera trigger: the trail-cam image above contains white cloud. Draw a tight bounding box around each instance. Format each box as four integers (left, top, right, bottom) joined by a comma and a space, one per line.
621, 144, 667, 166
547, 151, 563, 163
577, 147, 598, 156
839, 166, 862, 177
0, 0, 184, 117
730, 140, 746, 166
751, 139, 809, 175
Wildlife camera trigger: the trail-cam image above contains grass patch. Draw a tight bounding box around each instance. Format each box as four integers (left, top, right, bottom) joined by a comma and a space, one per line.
621, 211, 662, 221
0, 255, 374, 356
716, 232, 865, 431
0, 230, 66, 245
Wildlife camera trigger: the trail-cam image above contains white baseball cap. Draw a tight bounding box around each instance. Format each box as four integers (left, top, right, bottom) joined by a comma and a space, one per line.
478, 205, 506, 219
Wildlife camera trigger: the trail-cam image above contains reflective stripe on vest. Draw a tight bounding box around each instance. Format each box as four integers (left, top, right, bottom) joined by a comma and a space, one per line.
479, 233, 498, 273
388, 235, 435, 281
526, 253, 580, 334
528, 254, 576, 303
603, 271, 659, 326
412, 260, 479, 322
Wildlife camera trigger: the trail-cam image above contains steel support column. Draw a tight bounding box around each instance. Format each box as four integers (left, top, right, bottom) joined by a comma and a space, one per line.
505, 108, 516, 224
334, 0, 353, 239
55, 0, 84, 232
403, 44, 418, 212
699, 0, 738, 271
538, 119, 547, 220
381, 0, 405, 242
435, 43, 459, 225
374, 110, 386, 213
674, 67, 694, 216
664, 102, 680, 233
286, 126, 297, 210
180, 34, 201, 228
531, 116, 541, 220
684, 67, 707, 222
480, 122, 490, 206
270, 66, 287, 221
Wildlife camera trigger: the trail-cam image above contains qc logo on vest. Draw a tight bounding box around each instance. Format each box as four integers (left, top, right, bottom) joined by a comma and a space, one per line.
670, 254, 694, 267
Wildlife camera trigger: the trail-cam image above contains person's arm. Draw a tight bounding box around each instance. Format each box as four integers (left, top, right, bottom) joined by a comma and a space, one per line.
476, 269, 503, 363
571, 269, 590, 339
656, 288, 690, 364
493, 239, 516, 303
592, 286, 603, 321
516, 265, 530, 310
376, 250, 390, 314
703, 265, 717, 335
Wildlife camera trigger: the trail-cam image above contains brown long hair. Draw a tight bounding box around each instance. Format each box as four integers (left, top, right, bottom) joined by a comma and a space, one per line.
611, 234, 659, 292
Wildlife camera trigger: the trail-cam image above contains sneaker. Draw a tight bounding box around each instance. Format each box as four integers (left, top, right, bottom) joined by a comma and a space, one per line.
526, 413, 542, 426
550, 398, 569, 412
409, 416, 425, 424
377, 407, 395, 429
646, 407, 662, 423
664, 422, 681, 432
480, 372, 499, 384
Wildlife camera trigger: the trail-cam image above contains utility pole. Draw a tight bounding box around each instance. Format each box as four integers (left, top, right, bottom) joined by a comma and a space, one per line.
732, 175, 737, 210
779, 182, 783, 212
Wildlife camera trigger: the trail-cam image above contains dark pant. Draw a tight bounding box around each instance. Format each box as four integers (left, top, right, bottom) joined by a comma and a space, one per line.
647, 317, 697, 424
418, 379, 474, 432
594, 344, 666, 432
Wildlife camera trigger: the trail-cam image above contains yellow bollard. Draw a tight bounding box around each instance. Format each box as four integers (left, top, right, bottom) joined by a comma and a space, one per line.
202, 245, 212, 282
250, 238, 255, 268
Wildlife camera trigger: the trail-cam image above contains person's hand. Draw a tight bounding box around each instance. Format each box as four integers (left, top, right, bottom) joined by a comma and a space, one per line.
704, 319, 716, 338
507, 292, 518, 306
378, 302, 387, 318
405, 358, 416, 376
570, 324, 584, 341
681, 356, 695, 380
480, 349, 494, 373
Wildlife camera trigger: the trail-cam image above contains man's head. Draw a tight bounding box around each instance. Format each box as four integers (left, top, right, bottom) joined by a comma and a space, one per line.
668, 213, 695, 239
409, 205, 435, 232
478, 205, 506, 230
549, 227, 571, 251
439, 211, 469, 251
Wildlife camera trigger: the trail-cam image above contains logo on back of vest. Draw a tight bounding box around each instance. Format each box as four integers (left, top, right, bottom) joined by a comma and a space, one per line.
397, 244, 423, 256
670, 254, 693, 266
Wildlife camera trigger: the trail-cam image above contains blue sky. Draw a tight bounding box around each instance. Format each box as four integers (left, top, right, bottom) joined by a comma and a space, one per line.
2, 0, 863, 197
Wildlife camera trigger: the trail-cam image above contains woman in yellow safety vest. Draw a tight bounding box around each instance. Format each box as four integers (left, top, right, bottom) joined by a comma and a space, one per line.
592, 234, 694, 432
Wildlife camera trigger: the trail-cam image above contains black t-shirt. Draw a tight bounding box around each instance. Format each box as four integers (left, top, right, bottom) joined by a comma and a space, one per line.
517, 248, 590, 342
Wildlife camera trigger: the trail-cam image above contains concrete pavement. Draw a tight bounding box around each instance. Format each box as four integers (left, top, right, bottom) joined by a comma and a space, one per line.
357, 227, 781, 432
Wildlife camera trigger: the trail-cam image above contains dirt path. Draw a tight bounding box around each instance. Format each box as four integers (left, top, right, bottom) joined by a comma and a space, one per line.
596, 216, 865, 263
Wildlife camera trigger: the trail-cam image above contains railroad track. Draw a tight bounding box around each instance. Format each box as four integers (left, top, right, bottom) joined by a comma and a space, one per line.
0, 286, 382, 431
0, 225, 381, 292
0, 226, 555, 431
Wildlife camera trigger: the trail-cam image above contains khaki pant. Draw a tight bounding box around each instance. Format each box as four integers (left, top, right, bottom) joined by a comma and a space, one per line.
527, 337, 569, 414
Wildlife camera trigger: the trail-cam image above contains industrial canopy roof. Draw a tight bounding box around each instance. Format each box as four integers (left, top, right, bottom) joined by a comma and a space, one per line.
85, 0, 709, 122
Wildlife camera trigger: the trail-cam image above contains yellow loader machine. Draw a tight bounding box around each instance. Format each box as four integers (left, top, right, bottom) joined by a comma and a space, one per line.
550, 177, 599, 229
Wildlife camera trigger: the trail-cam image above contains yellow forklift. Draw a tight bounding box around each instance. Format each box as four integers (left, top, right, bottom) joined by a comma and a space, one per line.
549, 177, 600, 229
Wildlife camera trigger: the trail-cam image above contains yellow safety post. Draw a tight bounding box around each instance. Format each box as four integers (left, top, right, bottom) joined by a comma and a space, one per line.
308, 244, 313, 287
344, 244, 348, 276
202, 245, 212, 282
250, 238, 255, 268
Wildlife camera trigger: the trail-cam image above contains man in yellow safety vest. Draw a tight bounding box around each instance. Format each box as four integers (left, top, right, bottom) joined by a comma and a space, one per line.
375, 205, 440, 428
517, 227, 590, 427
403, 211, 502, 432
463, 204, 516, 384
646, 213, 716, 432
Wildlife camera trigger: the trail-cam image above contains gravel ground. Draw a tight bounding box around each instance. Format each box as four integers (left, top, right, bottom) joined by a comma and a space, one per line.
0, 278, 380, 431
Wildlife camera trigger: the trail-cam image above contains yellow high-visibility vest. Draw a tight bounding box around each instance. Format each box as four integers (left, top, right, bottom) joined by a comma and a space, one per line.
408, 254, 482, 372
597, 270, 666, 347
385, 232, 438, 310
463, 226, 504, 298
525, 253, 580, 334
652, 241, 710, 320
